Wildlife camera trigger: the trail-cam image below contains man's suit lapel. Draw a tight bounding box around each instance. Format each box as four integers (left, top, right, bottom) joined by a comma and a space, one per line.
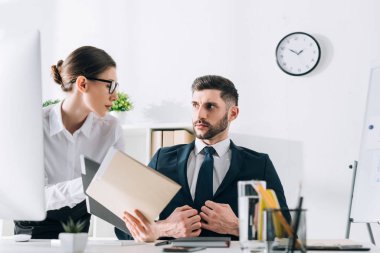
214, 141, 244, 198
177, 141, 195, 203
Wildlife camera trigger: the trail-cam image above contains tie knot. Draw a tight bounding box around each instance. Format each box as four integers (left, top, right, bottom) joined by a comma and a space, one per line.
203, 146, 216, 156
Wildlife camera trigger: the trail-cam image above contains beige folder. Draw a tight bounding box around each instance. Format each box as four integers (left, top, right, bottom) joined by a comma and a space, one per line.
174, 130, 194, 145
86, 147, 181, 223
150, 130, 163, 158
162, 130, 174, 147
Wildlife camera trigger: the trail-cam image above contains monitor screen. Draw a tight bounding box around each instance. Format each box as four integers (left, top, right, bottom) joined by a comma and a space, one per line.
0, 29, 46, 221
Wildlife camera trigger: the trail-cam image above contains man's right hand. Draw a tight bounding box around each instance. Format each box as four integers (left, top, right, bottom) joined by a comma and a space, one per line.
157, 205, 201, 238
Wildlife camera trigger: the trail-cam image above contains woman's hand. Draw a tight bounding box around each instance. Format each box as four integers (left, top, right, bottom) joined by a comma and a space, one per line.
123, 209, 159, 242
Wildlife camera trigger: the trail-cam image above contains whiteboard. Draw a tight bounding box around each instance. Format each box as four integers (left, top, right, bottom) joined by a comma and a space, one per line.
351, 67, 380, 222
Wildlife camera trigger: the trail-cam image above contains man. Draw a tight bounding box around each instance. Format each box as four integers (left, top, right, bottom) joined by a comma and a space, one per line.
119, 75, 290, 242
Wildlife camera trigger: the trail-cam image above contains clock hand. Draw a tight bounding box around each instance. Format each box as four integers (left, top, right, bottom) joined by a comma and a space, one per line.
289, 49, 298, 54
297, 49, 304, 55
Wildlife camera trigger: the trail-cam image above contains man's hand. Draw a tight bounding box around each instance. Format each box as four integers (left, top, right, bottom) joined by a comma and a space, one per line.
157, 205, 202, 238
123, 209, 159, 242
199, 200, 239, 236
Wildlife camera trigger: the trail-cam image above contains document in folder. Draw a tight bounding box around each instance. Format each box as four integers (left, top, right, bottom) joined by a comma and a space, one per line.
86, 147, 181, 223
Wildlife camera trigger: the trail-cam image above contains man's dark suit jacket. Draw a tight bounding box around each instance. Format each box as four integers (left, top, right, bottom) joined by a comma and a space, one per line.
148, 140, 290, 240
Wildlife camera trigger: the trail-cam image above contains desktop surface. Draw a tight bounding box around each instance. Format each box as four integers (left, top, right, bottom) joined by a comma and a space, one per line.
0, 239, 242, 253
0, 239, 375, 253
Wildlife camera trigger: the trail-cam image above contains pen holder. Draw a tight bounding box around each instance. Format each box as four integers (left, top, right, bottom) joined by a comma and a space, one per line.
266, 208, 307, 253
238, 180, 266, 250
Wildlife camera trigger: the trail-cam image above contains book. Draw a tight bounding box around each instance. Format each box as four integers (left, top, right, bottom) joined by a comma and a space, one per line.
307, 239, 369, 251
151, 130, 163, 157
171, 237, 231, 248
255, 183, 293, 237
272, 239, 370, 251
256, 185, 266, 241
51, 238, 143, 247
86, 147, 181, 223
162, 130, 174, 147
151, 129, 194, 158
173, 130, 195, 144
258, 189, 282, 241
266, 189, 283, 238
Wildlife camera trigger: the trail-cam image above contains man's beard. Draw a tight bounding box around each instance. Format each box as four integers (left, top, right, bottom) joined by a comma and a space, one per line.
193, 113, 228, 140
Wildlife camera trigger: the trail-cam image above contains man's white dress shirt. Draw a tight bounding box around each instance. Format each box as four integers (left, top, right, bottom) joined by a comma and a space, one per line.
187, 138, 231, 200
43, 102, 125, 210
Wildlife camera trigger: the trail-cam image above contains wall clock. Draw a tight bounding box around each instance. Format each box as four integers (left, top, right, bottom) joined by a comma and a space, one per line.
276, 32, 321, 76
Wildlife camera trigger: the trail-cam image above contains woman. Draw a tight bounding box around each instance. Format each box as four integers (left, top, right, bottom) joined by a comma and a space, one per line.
14, 46, 125, 239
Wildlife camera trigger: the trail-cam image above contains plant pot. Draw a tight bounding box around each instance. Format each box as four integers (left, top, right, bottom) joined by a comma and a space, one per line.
59, 233, 88, 253
109, 111, 128, 124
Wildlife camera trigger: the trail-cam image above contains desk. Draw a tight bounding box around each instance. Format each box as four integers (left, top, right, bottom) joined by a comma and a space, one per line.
0, 239, 375, 253
0, 239, 244, 253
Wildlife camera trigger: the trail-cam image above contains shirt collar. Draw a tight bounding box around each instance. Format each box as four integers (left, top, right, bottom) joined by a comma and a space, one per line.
80, 112, 94, 138
49, 100, 94, 138
49, 101, 65, 137
194, 137, 231, 157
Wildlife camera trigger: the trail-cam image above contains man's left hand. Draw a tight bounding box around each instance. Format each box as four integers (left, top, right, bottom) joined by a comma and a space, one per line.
199, 200, 239, 236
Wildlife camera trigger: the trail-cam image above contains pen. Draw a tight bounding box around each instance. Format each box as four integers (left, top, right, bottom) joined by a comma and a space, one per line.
154, 240, 172, 246
288, 196, 304, 253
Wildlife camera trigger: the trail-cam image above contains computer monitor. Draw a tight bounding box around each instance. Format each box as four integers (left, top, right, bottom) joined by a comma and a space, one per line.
0, 29, 46, 220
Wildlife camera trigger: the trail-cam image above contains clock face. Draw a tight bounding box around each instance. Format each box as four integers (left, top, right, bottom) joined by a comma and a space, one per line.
276, 32, 321, 76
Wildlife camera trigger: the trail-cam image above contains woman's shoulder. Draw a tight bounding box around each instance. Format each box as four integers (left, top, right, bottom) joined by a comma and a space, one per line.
93, 113, 121, 127
42, 103, 57, 119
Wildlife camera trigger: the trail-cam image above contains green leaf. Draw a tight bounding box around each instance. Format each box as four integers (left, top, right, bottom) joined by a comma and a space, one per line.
42, 99, 60, 108
61, 218, 86, 233
109, 91, 134, 112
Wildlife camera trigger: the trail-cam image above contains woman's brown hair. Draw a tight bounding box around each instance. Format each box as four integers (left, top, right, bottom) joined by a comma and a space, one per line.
50, 46, 116, 92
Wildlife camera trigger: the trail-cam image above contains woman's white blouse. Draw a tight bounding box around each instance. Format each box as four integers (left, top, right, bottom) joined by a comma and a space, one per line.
43, 102, 125, 210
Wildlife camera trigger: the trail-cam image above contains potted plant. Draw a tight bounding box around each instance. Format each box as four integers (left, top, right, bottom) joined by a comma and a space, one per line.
59, 218, 88, 253
43, 99, 61, 107
109, 91, 134, 123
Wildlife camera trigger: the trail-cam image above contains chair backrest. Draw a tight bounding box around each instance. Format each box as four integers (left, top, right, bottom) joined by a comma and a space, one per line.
230, 133, 303, 208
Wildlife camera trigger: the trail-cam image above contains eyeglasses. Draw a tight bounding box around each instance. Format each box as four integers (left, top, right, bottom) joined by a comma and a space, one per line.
86, 77, 119, 94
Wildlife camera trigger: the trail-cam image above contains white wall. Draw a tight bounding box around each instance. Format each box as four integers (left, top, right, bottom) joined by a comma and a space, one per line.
2, 0, 380, 242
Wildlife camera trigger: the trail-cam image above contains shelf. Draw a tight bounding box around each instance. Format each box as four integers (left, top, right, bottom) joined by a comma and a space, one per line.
122, 123, 193, 164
